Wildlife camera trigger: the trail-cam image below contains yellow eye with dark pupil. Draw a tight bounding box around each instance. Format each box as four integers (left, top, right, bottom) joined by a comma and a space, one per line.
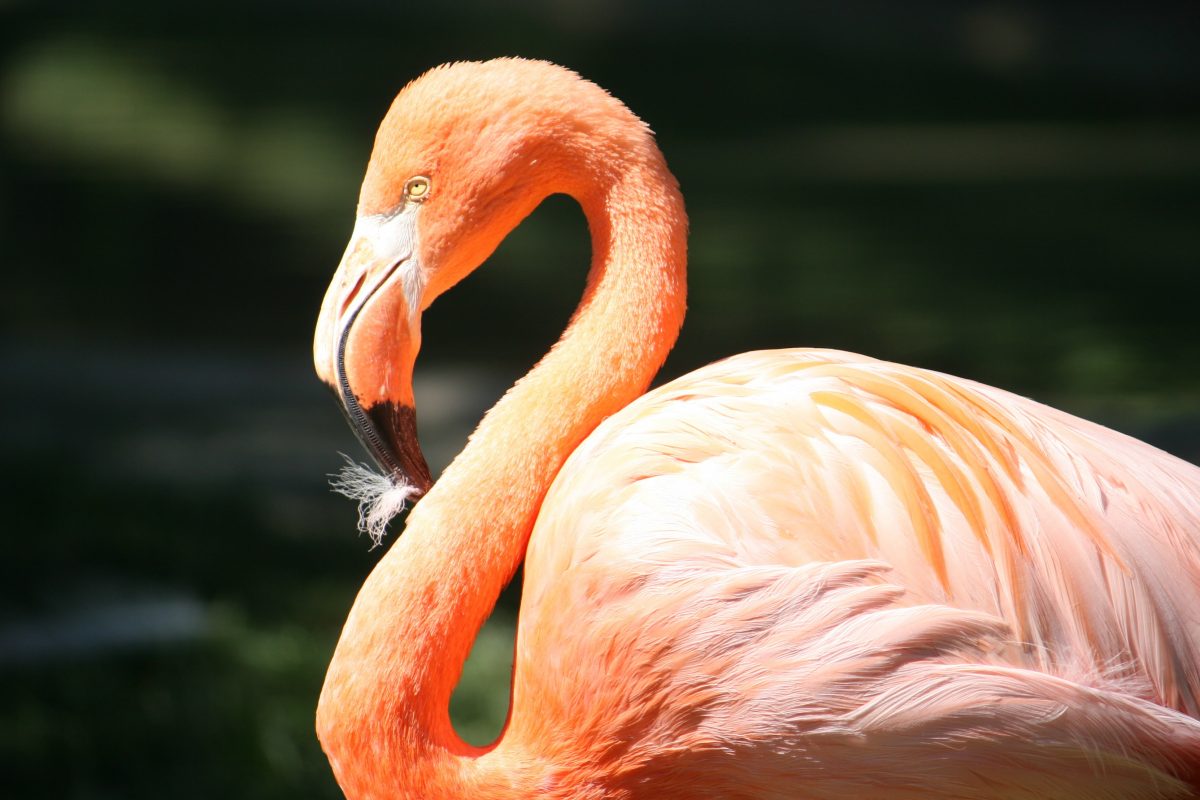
405, 176, 430, 201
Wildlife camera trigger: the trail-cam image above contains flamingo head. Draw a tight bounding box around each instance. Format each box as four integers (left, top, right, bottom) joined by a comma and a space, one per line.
314, 59, 638, 497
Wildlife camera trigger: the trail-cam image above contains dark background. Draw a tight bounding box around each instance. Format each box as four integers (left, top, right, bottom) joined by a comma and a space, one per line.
3, 2, 1198, 797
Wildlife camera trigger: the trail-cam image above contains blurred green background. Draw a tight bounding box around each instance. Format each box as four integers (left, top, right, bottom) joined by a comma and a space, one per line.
2, 1, 1198, 797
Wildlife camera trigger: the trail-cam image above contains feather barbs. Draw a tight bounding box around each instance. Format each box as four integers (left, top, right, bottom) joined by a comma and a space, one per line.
329, 455, 420, 546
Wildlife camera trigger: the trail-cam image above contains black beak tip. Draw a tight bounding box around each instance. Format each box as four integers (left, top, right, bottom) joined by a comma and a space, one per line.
366, 401, 434, 494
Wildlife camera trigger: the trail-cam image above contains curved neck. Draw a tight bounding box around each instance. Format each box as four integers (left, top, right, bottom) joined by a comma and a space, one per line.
317, 146, 687, 797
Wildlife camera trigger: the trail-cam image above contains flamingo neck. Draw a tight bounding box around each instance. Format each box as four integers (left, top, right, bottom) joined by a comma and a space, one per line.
317, 146, 687, 797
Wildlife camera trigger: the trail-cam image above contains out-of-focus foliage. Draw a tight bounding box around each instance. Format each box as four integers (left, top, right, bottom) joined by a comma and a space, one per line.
2, 2, 1197, 797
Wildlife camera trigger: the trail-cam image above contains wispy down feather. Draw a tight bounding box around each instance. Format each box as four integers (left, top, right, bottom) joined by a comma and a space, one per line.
329, 455, 419, 547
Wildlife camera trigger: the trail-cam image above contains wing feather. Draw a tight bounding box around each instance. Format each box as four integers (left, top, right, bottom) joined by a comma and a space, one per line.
510, 348, 1200, 795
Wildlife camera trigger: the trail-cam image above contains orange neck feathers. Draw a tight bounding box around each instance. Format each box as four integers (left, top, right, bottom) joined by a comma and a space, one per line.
316, 65, 688, 798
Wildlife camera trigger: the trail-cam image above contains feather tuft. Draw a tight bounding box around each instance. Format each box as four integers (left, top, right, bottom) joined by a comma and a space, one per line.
329, 455, 418, 547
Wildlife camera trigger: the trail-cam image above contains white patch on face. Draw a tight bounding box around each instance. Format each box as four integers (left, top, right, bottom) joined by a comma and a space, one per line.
351, 208, 425, 321
400, 262, 424, 320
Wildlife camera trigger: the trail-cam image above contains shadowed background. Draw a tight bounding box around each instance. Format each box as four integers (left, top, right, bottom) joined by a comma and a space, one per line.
2, 1, 1198, 797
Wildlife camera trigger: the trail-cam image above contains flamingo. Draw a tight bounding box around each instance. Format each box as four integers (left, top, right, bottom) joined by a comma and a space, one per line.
311, 59, 1200, 799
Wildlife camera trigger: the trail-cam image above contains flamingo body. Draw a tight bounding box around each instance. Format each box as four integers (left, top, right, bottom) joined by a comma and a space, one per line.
511, 348, 1200, 797
312, 59, 1200, 798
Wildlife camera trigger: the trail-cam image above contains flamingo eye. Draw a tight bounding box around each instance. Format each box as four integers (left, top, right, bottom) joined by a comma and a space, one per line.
403, 176, 431, 202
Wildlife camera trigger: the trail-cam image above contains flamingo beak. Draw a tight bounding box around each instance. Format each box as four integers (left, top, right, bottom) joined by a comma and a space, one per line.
314, 209, 434, 495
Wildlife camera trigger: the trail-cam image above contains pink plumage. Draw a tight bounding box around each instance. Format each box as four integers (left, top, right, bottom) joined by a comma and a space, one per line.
313, 59, 1200, 798
517, 349, 1200, 797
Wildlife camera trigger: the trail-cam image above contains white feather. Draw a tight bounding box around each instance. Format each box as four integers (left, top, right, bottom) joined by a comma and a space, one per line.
329, 455, 418, 547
